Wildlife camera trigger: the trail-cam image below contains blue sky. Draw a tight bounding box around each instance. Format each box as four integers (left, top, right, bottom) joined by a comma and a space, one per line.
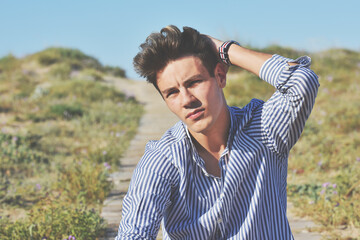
1, 0, 358, 80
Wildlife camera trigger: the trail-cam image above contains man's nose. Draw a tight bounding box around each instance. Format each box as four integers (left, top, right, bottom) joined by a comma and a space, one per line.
181, 90, 200, 109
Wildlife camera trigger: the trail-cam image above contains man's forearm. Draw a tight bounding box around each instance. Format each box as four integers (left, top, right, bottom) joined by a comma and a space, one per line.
228, 44, 299, 76
205, 35, 271, 76
205, 35, 299, 76
228, 45, 272, 76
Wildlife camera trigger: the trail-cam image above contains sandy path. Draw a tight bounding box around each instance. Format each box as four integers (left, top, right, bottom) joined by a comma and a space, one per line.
100, 77, 322, 239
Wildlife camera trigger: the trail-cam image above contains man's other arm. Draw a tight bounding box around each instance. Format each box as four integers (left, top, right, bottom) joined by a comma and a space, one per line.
116, 146, 177, 240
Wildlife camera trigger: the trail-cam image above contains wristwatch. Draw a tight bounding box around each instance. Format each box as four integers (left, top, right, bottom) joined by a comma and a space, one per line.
219, 40, 240, 65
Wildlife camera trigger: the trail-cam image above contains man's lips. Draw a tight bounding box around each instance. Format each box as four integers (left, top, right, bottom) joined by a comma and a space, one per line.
186, 108, 205, 120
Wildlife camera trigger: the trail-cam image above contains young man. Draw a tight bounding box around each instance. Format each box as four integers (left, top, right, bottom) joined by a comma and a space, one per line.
116, 25, 319, 239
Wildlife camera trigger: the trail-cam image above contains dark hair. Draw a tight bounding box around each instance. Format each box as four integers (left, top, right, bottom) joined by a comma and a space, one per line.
133, 25, 218, 90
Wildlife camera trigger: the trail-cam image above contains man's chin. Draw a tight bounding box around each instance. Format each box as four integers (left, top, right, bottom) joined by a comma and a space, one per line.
187, 123, 209, 135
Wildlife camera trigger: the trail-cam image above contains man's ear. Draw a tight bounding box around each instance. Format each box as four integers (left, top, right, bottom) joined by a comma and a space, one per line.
214, 63, 228, 88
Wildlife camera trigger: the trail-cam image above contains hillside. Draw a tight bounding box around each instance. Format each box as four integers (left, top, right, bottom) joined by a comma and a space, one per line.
0, 48, 143, 239
0, 46, 359, 239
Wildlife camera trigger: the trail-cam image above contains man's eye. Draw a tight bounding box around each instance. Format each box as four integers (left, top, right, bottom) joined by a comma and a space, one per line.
166, 90, 177, 98
189, 80, 202, 87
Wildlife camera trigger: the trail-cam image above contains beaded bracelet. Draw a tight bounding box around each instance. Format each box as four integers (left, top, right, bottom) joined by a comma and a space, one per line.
219, 40, 240, 65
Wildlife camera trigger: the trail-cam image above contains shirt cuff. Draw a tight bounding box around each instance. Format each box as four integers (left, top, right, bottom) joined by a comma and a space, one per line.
259, 54, 312, 89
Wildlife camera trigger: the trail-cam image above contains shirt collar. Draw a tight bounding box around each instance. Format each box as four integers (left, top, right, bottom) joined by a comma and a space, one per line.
183, 106, 236, 163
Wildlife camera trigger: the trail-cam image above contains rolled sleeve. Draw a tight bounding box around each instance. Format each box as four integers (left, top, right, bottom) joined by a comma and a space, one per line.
259, 54, 313, 88
257, 54, 320, 155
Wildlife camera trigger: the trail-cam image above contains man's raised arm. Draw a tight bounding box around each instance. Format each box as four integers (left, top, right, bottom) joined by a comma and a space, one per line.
205, 35, 299, 76
206, 35, 320, 155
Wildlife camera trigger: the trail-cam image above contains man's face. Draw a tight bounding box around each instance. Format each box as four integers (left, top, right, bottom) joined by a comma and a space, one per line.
156, 55, 227, 135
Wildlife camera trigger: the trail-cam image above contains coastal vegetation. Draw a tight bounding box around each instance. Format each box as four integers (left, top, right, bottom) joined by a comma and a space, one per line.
0, 48, 142, 239
0, 45, 359, 239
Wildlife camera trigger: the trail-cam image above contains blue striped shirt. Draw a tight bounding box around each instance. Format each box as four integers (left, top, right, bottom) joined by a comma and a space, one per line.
116, 54, 319, 239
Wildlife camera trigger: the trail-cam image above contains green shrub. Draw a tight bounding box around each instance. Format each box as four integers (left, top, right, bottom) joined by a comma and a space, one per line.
27, 103, 84, 122
36, 48, 102, 70
312, 48, 360, 75
48, 103, 84, 120
83, 100, 143, 126
46, 79, 125, 102
0, 54, 19, 74
77, 68, 103, 81
37, 51, 60, 66
103, 65, 126, 78
48, 62, 72, 80
288, 183, 322, 203
0, 133, 48, 176
289, 168, 360, 230
0, 199, 106, 240
224, 72, 273, 107
87, 144, 125, 167
0, 133, 50, 209
0, 178, 48, 208
55, 161, 112, 204
0, 69, 37, 99
13, 73, 36, 99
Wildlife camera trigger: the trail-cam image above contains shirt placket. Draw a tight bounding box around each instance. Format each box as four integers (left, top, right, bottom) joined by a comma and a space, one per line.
215, 152, 229, 239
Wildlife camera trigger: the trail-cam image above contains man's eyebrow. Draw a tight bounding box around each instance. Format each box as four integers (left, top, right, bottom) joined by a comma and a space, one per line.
161, 74, 205, 96
183, 74, 204, 85
161, 86, 177, 96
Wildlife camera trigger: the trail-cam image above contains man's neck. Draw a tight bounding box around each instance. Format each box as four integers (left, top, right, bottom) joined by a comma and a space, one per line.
189, 106, 230, 160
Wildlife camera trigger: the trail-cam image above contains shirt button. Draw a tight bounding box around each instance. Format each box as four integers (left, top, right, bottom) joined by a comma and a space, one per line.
217, 218, 223, 223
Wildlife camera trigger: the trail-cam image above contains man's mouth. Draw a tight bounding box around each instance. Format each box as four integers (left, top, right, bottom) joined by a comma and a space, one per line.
186, 108, 205, 120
